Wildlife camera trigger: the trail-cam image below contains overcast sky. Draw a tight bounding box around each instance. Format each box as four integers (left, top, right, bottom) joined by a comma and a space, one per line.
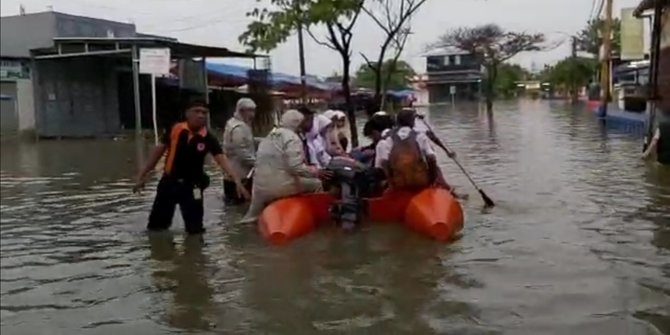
1, 0, 643, 76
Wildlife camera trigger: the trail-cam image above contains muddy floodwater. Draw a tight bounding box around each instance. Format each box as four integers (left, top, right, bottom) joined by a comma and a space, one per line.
1, 100, 669, 335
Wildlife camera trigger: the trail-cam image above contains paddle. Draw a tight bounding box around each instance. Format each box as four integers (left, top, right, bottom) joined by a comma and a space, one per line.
418, 117, 495, 207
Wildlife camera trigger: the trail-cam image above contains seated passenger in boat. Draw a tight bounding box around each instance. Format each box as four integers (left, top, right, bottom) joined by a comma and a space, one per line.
323, 110, 351, 153
352, 113, 395, 166
321, 110, 346, 156
375, 109, 451, 192
306, 114, 337, 167
240, 109, 331, 224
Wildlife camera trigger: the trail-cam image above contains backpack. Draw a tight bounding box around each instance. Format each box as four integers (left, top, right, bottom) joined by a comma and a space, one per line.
387, 129, 431, 190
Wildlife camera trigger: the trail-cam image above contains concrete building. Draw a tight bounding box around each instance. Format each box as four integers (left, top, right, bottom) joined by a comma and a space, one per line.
1, 11, 138, 137
0, 11, 255, 138
424, 47, 484, 103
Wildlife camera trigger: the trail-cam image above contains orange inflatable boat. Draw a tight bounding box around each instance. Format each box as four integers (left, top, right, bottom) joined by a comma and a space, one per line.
258, 187, 464, 245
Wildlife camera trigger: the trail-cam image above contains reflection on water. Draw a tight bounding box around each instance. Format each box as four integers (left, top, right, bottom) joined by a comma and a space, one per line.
148, 233, 214, 331
1, 101, 669, 334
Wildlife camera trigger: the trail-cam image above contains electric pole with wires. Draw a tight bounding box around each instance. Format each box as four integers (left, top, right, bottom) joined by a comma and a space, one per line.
294, 1, 308, 105
598, 0, 614, 117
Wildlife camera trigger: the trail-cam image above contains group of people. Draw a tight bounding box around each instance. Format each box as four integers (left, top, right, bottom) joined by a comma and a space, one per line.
133, 97, 456, 235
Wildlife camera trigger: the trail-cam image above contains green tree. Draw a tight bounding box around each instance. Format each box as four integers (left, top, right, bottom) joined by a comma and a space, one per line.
495, 63, 529, 98
239, 0, 364, 146
546, 57, 597, 103
576, 18, 621, 56
354, 59, 416, 91
429, 24, 545, 113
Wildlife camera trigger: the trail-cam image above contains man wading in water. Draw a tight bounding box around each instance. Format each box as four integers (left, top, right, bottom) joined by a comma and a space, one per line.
133, 100, 250, 235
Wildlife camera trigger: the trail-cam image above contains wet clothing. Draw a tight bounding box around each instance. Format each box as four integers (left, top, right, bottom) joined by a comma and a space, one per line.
222, 116, 255, 203
376, 127, 434, 190
147, 122, 222, 234
374, 127, 435, 168
222, 116, 256, 181
241, 126, 322, 223
162, 122, 223, 183
148, 177, 206, 234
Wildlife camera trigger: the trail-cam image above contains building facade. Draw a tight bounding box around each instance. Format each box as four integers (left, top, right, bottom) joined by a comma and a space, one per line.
1, 11, 250, 138
424, 48, 483, 103
0, 11, 137, 137
1, 58, 34, 136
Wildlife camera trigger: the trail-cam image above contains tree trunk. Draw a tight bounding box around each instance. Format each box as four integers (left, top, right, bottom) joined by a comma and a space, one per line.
380, 58, 399, 112
341, 56, 358, 147
485, 64, 497, 113
371, 64, 383, 116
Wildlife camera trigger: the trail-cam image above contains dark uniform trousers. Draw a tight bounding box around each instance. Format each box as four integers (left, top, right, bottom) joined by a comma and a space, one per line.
148, 176, 205, 235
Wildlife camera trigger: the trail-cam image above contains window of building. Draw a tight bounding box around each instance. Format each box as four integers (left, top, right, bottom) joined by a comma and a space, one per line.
443, 55, 450, 66
454, 55, 461, 65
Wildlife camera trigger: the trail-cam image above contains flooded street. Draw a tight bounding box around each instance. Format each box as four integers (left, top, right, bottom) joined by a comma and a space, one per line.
1, 101, 669, 334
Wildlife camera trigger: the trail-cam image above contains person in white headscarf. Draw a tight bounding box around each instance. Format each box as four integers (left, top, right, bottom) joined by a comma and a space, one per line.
324, 110, 351, 153
240, 109, 331, 224
321, 110, 344, 156
306, 114, 337, 167
222, 98, 256, 204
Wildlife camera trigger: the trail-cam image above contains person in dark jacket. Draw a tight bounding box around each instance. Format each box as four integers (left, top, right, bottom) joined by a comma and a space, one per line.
133, 100, 250, 235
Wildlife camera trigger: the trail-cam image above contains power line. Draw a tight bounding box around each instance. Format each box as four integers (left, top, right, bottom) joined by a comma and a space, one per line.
587, 0, 598, 23
154, 16, 248, 33
594, 0, 605, 20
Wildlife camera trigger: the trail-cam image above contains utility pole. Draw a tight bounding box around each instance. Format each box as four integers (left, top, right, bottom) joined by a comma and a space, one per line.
598, 0, 614, 117
297, 24, 308, 105
570, 36, 579, 103
295, 1, 308, 105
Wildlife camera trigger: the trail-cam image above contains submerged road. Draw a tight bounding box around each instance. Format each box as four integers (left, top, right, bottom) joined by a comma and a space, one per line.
1, 100, 668, 334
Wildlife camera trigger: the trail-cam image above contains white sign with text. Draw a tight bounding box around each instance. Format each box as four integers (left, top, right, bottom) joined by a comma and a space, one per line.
139, 48, 171, 75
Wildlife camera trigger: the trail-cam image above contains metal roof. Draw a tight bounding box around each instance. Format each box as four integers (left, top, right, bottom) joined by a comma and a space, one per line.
206, 62, 333, 91
30, 37, 264, 59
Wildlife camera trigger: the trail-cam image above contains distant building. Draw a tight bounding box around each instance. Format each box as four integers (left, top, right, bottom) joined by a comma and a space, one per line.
0, 11, 254, 138
423, 47, 484, 103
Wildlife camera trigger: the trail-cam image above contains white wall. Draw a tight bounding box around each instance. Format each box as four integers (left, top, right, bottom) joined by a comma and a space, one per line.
16, 78, 35, 132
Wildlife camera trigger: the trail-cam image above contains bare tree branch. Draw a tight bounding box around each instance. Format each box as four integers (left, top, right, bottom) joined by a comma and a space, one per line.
306, 27, 336, 50
359, 0, 428, 104
360, 52, 376, 69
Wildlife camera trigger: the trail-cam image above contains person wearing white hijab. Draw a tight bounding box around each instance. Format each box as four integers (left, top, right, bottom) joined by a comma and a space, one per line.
222, 98, 257, 204
324, 110, 351, 153
305, 114, 335, 167
240, 109, 327, 224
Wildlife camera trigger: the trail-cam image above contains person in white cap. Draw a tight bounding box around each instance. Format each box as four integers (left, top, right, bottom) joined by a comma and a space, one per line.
222, 98, 257, 204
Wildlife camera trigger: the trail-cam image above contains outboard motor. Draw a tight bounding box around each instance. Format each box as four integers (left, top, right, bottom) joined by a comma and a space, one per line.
325, 156, 377, 232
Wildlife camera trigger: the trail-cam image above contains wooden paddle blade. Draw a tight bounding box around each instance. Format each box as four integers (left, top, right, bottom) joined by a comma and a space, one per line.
479, 189, 495, 207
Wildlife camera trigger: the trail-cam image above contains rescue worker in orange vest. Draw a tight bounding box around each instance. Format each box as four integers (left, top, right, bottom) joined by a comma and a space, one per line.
133, 100, 250, 235
375, 109, 450, 191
